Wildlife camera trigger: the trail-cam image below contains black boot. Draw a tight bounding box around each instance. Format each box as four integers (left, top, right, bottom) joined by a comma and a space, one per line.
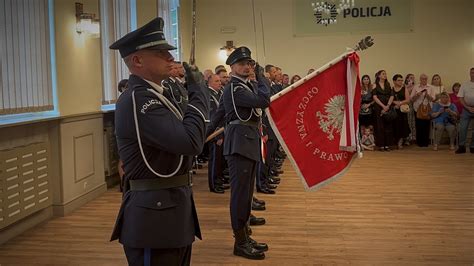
252, 201, 265, 211
253, 196, 265, 206
233, 228, 265, 260
245, 224, 252, 236
249, 214, 266, 226
248, 236, 269, 252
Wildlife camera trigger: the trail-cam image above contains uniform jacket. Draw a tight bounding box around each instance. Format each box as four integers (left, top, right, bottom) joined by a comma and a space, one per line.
222, 75, 270, 161
111, 74, 209, 249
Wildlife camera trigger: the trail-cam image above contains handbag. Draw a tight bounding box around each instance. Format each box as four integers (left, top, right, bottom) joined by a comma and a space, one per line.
416, 94, 431, 120
400, 104, 410, 113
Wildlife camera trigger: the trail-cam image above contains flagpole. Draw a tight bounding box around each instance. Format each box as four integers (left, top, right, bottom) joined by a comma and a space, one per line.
271, 36, 374, 102
270, 50, 353, 102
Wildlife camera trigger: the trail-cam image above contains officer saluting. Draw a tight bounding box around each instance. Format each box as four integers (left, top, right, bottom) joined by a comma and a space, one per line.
222, 47, 270, 260
109, 17, 209, 265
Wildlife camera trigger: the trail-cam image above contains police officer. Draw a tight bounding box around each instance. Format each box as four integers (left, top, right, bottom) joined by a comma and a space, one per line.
162, 61, 189, 112
109, 17, 209, 265
222, 47, 270, 260
207, 74, 226, 193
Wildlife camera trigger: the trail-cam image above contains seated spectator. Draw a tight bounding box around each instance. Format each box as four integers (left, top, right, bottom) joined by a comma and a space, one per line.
431, 92, 458, 151
361, 126, 375, 151
290, 75, 301, 84
450, 82, 463, 115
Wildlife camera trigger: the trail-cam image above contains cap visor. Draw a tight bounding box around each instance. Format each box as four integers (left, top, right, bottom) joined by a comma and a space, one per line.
147, 43, 177, 51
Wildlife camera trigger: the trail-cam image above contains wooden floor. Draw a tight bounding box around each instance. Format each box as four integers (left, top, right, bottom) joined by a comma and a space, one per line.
0, 146, 473, 265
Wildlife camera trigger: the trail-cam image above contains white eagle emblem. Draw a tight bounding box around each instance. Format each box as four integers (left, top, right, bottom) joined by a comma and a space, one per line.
316, 95, 345, 141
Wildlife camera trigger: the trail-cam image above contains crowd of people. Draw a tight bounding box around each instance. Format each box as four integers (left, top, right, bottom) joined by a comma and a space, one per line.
357, 68, 474, 153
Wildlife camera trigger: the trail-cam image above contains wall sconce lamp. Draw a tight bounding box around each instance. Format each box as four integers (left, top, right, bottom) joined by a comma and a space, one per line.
75, 2, 100, 36
219, 41, 236, 60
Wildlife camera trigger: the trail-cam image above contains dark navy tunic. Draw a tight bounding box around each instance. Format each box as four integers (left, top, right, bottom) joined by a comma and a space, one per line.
111, 74, 209, 249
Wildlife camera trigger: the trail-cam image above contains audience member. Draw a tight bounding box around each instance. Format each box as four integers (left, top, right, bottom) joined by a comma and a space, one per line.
359, 75, 374, 128
372, 70, 394, 151
392, 74, 411, 149
290, 75, 301, 84
455, 67, 474, 154
411, 74, 435, 147
450, 82, 463, 115
431, 74, 445, 101
431, 92, 458, 151
404, 74, 416, 143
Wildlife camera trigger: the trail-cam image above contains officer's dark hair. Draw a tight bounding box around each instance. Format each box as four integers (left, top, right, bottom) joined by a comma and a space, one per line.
392, 74, 403, 82
265, 64, 275, 73
118, 79, 129, 93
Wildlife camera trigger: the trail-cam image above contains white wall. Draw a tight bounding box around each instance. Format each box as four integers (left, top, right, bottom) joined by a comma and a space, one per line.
185, 0, 473, 89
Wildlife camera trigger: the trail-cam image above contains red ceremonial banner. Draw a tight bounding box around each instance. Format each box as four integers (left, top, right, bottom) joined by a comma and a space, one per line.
267, 52, 361, 191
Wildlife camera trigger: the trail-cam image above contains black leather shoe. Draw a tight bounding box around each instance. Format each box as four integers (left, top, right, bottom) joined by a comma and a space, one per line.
253, 197, 265, 206
268, 178, 280, 185
221, 184, 230, 190
249, 215, 266, 226
257, 188, 276, 194
210, 187, 225, 194
470, 147, 474, 153
266, 184, 278, 190
271, 176, 281, 182
233, 229, 265, 260
455, 146, 466, 154
248, 236, 268, 252
252, 201, 265, 211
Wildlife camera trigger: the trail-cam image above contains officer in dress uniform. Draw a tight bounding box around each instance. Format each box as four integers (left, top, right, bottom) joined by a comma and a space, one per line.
207, 74, 226, 193
161, 61, 189, 113
221, 47, 270, 260
109, 17, 209, 266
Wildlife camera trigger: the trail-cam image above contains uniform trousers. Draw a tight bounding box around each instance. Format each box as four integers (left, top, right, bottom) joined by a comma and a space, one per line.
226, 154, 257, 231
266, 138, 278, 173
208, 140, 224, 190
123, 245, 192, 266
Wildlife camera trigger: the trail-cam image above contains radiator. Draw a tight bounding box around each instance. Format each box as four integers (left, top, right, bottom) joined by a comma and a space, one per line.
103, 125, 118, 177
0, 142, 52, 230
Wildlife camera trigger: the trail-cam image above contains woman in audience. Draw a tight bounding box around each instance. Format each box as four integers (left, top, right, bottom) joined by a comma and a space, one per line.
431, 74, 445, 101
411, 74, 436, 147
372, 70, 394, 151
359, 75, 375, 129
430, 92, 458, 150
392, 74, 411, 149
405, 74, 416, 144
449, 82, 463, 115
290, 75, 301, 84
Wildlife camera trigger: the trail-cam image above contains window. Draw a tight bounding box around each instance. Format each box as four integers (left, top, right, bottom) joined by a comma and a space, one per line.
100, 0, 181, 106
0, 0, 54, 115
158, 0, 180, 61
100, 0, 137, 105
